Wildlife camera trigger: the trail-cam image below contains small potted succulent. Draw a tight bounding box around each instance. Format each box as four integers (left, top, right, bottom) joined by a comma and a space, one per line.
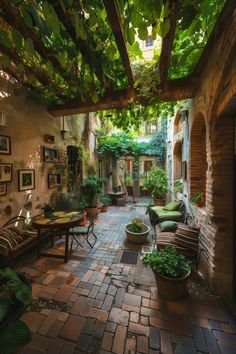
142, 246, 192, 301
125, 218, 150, 244
99, 195, 111, 212
41, 204, 54, 218
0, 267, 32, 353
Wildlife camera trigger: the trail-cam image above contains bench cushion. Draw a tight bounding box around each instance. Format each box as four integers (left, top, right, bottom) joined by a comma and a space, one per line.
163, 201, 181, 211
151, 206, 182, 221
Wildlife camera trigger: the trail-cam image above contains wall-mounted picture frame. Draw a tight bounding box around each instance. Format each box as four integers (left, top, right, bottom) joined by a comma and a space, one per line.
0, 135, 11, 155
181, 160, 187, 180
48, 173, 61, 188
43, 147, 58, 163
18, 169, 35, 191
44, 134, 55, 144
0, 184, 7, 196
0, 163, 12, 182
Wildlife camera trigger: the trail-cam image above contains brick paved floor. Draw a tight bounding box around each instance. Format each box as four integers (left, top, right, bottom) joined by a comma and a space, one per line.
15, 201, 236, 354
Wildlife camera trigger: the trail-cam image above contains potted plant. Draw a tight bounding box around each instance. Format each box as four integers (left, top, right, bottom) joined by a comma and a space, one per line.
99, 195, 111, 212
0, 267, 32, 353
143, 167, 168, 206
125, 218, 150, 244
80, 176, 106, 217
125, 175, 133, 196
190, 192, 204, 207
77, 201, 87, 225
41, 204, 54, 218
142, 246, 192, 301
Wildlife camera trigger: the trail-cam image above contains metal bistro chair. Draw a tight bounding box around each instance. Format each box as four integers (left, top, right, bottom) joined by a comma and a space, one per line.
69, 217, 97, 253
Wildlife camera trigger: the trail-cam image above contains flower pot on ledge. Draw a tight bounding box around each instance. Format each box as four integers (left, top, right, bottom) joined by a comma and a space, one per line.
153, 198, 166, 206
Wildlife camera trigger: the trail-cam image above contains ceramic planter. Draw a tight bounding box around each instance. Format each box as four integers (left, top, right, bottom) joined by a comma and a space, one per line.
154, 270, 191, 301
125, 223, 150, 244
85, 207, 99, 218
78, 211, 87, 226
153, 198, 166, 206
101, 205, 108, 212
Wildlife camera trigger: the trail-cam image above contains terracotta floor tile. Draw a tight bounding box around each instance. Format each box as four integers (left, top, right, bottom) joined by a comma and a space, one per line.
112, 325, 127, 354
59, 315, 86, 342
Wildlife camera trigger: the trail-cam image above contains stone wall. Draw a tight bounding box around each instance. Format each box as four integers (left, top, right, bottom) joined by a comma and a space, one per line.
0, 94, 88, 226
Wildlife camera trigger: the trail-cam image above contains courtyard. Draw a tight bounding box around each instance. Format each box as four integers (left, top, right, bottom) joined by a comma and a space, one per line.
14, 201, 236, 354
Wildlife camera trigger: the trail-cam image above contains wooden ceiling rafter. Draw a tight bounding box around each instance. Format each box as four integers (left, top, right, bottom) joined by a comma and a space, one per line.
0, 0, 77, 85
103, 0, 134, 88
49, 76, 198, 116
159, 0, 181, 89
48, 0, 106, 85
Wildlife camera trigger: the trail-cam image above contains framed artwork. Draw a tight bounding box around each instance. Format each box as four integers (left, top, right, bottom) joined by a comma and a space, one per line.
0, 184, 7, 196
48, 173, 61, 188
43, 147, 58, 163
18, 169, 35, 191
181, 161, 187, 180
0, 163, 12, 182
0, 135, 11, 155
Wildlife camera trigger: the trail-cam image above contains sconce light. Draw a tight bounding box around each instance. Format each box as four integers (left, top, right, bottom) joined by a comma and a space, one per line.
0, 111, 8, 127
60, 116, 68, 141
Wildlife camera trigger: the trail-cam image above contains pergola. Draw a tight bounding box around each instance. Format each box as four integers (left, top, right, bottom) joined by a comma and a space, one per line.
0, 0, 233, 117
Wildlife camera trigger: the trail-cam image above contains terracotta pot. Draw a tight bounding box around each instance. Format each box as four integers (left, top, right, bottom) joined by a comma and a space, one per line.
126, 186, 133, 196
125, 223, 150, 244
154, 270, 191, 301
78, 211, 87, 226
85, 207, 99, 218
101, 205, 108, 212
154, 198, 166, 206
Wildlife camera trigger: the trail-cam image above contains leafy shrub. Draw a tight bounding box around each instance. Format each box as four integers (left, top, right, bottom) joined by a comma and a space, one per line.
142, 246, 191, 278
143, 167, 168, 199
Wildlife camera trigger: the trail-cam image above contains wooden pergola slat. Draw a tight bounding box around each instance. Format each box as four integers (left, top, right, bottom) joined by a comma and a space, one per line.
193, 0, 235, 78
159, 0, 181, 88
49, 77, 198, 116
49, 0, 105, 84
103, 0, 134, 88
0, 43, 65, 100
0, 0, 76, 85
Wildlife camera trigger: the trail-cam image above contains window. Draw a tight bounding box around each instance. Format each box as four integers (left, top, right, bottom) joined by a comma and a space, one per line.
145, 36, 154, 48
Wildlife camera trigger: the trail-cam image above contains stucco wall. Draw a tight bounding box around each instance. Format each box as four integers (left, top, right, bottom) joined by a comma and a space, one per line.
0, 94, 86, 225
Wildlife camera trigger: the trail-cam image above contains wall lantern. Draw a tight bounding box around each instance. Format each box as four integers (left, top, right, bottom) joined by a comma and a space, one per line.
60, 116, 68, 141
0, 111, 8, 127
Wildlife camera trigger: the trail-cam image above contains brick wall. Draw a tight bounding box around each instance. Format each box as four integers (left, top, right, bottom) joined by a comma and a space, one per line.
188, 9, 236, 299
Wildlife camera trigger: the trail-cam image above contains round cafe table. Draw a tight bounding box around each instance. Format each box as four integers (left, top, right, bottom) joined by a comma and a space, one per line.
32, 211, 83, 263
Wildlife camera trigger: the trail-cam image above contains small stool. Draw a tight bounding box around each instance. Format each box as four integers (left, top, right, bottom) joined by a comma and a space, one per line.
116, 197, 125, 206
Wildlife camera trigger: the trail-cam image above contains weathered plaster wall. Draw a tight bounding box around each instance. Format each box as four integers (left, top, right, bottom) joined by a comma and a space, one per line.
0, 94, 86, 225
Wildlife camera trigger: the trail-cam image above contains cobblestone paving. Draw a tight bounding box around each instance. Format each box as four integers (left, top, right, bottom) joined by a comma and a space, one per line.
15, 202, 236, 354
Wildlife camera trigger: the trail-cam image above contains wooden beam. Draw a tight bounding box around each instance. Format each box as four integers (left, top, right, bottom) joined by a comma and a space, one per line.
193, 0, 236, 77
103, 0, 134, 88
49, 77, 198, 116
0, 0, 76, 84
49, 88, 136, 116
159, 0, 181, 88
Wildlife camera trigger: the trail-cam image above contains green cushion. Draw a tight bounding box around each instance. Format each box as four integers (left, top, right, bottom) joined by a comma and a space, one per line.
159, 221, 178, 232
151, 206, 182, 221
163, 201, 181, 211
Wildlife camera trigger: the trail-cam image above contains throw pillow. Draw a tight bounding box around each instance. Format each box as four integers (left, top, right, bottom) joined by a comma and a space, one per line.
163, 201, 181, 211
159, 220, 178, 232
